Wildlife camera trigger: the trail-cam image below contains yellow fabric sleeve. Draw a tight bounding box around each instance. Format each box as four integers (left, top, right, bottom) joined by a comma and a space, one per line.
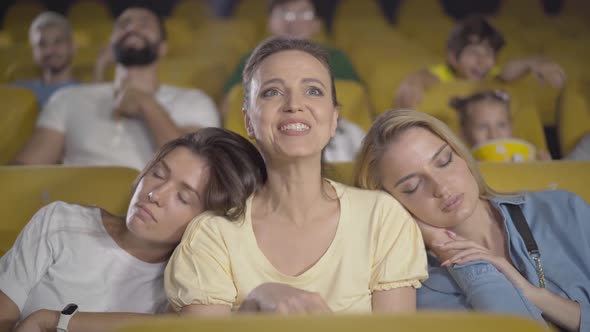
428, 64, 456, 83
369, 193, 429, 292
164, 213, 237, 311
428, 63, 502, 82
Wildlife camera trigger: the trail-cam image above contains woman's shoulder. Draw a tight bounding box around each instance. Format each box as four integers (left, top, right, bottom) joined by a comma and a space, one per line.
35, 201, 100, 225
180, 205, 250, 247
496, 190, 586, 211
524, 189, 585, 204
20, 201, 103, 244
332, 181, 403, 209
495, 190, 589, 228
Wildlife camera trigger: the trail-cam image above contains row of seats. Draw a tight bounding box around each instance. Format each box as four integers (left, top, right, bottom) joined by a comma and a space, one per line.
2, 0, 589, 67
2, 15, 589, 130
3, 11, 588, 63
3, 74, 588, 165
5, 0, 589, 36
2, 2, 589, 68
1, 160, 589, 254
113, 312, 548, 332
1, 1, 588, 154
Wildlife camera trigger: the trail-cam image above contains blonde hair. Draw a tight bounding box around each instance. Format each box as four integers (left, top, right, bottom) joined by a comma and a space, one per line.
354, 109, 500, 198
29, 11, 72, 42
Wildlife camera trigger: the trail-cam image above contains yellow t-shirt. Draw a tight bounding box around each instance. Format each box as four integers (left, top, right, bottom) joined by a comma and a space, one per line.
165, 181, 428, 313
428, 63, 501, 83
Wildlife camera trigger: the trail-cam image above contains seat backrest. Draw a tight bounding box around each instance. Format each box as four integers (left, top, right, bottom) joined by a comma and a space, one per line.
0, 86, 37, 163
334, 80, 375, 131
3, 1, 46, 39
224, 84, 248, 138
67, 0, 112, 26
366, 52, 436, 114
480, 161, 590, 203
171, 0, 212, 25
115, 312, 548, 332
0, 166, 138, 254
326, 162, 354, 185
326, 161, 590, 203
558, 87, 590, 156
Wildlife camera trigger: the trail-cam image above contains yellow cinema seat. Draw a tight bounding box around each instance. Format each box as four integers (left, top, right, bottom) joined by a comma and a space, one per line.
68, 0, 111, 26
0, 87, 37, 163
396, 0, 452, 57
508, 76, 562, 127
223, 84, 248, 138
164, 18, 197, 57
0, 30, 15, 49
331, 19, 399, 55
233, 0, 267, 32
329, 160, 590, 203
326, 162, 354, 185
72, 22, 111, 47
480, 161, 590, 203
171, 0, 212, 26
193, 19, 261, 60
3, 1, 46, 40
334, 0, 382, 20
115, 312, 548, 332
0, 166, 138, 255
496, 0, 545, 27
558, 88, 590, 156
334, 80, 375, 131
366, 54, 436, 114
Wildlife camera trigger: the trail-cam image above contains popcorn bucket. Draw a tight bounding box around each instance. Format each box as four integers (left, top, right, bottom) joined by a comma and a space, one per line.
472, 138, 536, 162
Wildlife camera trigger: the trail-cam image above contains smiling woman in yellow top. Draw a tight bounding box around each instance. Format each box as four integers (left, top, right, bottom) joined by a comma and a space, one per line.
165, 38, 428, 315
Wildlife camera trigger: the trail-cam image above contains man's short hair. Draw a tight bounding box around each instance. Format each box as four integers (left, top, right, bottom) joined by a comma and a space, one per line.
447, 16, 505, 57
29, 11, 73, 42
116, 5, 167, 41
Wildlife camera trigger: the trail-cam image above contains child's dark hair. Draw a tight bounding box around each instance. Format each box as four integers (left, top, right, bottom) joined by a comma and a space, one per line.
450, 90, 510, 126
447, 16, 505, 58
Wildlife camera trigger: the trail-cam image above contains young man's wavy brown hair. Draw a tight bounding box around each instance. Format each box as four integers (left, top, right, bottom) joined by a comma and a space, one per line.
447, 16, 505, 58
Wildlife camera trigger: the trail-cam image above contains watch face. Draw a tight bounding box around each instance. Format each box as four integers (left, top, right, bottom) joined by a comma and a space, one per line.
61, 303, 78, 315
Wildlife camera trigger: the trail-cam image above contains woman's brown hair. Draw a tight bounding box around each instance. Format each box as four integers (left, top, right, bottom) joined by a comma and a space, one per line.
134, 128, 267, 221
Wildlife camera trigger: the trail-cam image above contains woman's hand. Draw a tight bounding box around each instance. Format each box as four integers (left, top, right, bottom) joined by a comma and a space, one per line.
415, 219, 456, 260
435, 232, 537, 295
14, 309, 59, 332
240, 283, 331, 314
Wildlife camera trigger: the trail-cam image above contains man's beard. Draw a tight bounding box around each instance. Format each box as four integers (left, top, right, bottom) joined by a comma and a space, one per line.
113, 34, 160, 67
44, 57, 72, 75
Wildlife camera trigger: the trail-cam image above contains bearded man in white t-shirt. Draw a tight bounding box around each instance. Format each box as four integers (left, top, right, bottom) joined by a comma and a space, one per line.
13, 7, 220, 170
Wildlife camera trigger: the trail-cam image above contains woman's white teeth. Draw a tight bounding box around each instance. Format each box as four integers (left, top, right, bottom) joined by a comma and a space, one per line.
280, 123, 309, 131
